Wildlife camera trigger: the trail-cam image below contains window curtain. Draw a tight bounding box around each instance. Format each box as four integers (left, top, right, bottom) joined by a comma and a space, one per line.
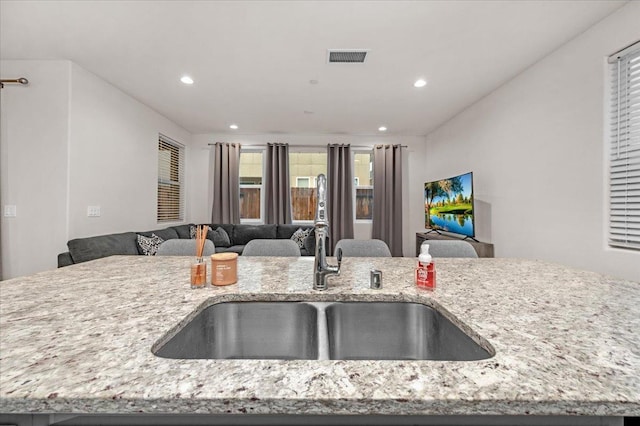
210, 142, 241, 224
327, 144, 354, 255
265, 143, 292, 224
372, 144, 403, 256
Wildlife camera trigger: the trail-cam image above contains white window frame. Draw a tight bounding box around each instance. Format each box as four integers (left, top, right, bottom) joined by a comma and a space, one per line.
608, 41, 640, 251
157, 134, 185, 223
239, 148, 265, 224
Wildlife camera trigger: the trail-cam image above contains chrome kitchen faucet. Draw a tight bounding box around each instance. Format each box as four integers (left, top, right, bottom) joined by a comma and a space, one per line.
313, 174, 341, 290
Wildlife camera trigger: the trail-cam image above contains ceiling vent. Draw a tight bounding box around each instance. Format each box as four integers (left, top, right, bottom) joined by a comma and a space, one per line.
327, 49, 369, 63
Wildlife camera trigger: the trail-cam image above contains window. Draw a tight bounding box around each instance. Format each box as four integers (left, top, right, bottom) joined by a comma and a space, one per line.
296, 177, 311, 188
238, 147, 375, 223
239, 151, 263, 222
289, 152, 327, 221
157, 135, 184, 222
609, 41, 640, 250
354, 151, 373, 220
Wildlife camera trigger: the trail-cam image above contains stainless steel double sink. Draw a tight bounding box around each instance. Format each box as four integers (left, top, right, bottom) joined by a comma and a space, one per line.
153, 301, 494, 361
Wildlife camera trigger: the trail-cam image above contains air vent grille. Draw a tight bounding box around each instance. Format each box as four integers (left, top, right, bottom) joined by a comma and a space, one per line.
328, 50, 368, 63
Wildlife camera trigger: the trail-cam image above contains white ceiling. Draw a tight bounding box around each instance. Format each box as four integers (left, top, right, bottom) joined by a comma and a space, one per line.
0, 0, 626, 136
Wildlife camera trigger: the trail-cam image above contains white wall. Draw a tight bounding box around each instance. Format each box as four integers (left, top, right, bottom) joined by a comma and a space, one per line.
188, 133, 426, 257
424, 2, 640, 282
68, 63, 191, 238
0, 60, 192, 279
1, 60, 71, 279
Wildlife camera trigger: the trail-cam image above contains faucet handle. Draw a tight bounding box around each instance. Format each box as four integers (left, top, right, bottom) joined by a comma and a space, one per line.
336, 248, 342, 266
370, 269, 382, 289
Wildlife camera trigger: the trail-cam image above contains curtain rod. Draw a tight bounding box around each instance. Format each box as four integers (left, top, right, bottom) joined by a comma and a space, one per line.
207, 143, 408, 148
0, 77, 29, 89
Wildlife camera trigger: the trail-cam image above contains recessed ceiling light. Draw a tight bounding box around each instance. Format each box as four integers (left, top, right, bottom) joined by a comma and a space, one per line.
180, 75, 194, 85
229, 124, 238, 130
378, 126, 387, 132
414, 79, 427, 88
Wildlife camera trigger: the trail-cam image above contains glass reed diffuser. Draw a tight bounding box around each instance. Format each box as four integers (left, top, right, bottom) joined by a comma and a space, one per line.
190, 225, 209, 288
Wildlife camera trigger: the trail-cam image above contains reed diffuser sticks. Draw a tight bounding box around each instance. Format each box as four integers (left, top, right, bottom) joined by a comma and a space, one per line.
195, 225, 209, 258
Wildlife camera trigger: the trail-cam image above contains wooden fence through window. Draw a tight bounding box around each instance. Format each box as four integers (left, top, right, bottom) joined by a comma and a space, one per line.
239, 187, 373, 221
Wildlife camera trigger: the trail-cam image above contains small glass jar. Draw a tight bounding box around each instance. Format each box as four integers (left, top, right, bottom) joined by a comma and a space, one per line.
190, 257, 207, 289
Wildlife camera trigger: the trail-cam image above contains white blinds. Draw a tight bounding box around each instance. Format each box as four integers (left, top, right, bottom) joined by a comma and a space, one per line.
609, 41, 640, 250
157, 134, 184, 222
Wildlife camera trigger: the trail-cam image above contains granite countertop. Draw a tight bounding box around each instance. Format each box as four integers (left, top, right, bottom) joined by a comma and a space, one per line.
1, 255, 639, 416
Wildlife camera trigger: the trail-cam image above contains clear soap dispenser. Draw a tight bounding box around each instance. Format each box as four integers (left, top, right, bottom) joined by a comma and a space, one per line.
415, 242, 436, 290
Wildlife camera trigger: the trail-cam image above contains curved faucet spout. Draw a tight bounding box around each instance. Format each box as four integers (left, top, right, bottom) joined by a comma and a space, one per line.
313, 174, 340, 291
314, 174, 328, 227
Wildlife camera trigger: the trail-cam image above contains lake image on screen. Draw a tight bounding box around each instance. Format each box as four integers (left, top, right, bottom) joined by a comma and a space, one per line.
424, 173, 474, 237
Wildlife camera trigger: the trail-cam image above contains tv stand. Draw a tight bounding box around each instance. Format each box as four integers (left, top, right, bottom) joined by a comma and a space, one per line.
416, 232, 494, 258
462, 235, 479, 243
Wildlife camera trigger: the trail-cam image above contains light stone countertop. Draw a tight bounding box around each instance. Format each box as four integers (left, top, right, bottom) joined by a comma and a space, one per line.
1, 255, 639, 416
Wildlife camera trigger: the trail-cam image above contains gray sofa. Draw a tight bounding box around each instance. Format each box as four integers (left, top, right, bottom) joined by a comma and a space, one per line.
57, 223, 316, 267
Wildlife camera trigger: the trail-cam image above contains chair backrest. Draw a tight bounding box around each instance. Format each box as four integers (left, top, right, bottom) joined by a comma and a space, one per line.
423, 240, 478, 258
156, 239, 215, 256
334, 239, 391, 257
242, 239, 301, 257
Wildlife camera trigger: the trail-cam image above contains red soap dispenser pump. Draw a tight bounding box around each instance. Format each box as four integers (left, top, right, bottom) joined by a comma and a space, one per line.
416, 242, 436, 290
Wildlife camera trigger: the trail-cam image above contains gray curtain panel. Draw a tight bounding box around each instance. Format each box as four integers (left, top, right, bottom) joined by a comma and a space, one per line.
210, 142, 241, 224
372, 144, 403, 256
265, 143, 292, 224
327, 144, 354, 255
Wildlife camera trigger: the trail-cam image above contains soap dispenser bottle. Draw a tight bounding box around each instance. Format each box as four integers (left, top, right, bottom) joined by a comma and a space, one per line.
415, 242, 436, 290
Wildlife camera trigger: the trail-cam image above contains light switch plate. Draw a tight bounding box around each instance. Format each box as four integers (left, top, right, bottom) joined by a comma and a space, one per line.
87, 206, 101, 217
3, 205, 16, 217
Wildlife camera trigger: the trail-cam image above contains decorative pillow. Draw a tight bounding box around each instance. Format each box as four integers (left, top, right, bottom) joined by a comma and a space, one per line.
136, 233, 164, 256
189, 225, 197, 239
207, 226, 231, 247
304, 228, 316, 254
290, 227, 312, 249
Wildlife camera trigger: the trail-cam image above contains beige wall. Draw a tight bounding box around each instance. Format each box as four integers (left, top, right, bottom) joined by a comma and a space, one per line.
288, 152, 326, 187
239, 151, 262, 183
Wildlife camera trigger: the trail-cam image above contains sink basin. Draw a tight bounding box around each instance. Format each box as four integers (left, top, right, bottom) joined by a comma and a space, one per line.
326, 302, 492, 361
154, 302, 318, 359
154, 301, 493, 361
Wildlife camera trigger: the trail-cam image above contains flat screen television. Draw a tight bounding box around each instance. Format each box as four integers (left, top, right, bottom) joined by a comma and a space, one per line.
424, 171, 475, 238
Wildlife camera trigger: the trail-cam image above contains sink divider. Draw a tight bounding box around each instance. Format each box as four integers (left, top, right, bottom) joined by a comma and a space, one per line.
311, 302, 331, 361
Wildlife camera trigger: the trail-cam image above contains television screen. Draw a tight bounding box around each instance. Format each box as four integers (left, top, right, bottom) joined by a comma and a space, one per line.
424, 172, 475, 237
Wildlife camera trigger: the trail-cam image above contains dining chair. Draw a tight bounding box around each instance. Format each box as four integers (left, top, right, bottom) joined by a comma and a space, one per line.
334, 239, 392, 257
156, 239, 215, 256
423, 240, 478, 258
242, 239, 301, 256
